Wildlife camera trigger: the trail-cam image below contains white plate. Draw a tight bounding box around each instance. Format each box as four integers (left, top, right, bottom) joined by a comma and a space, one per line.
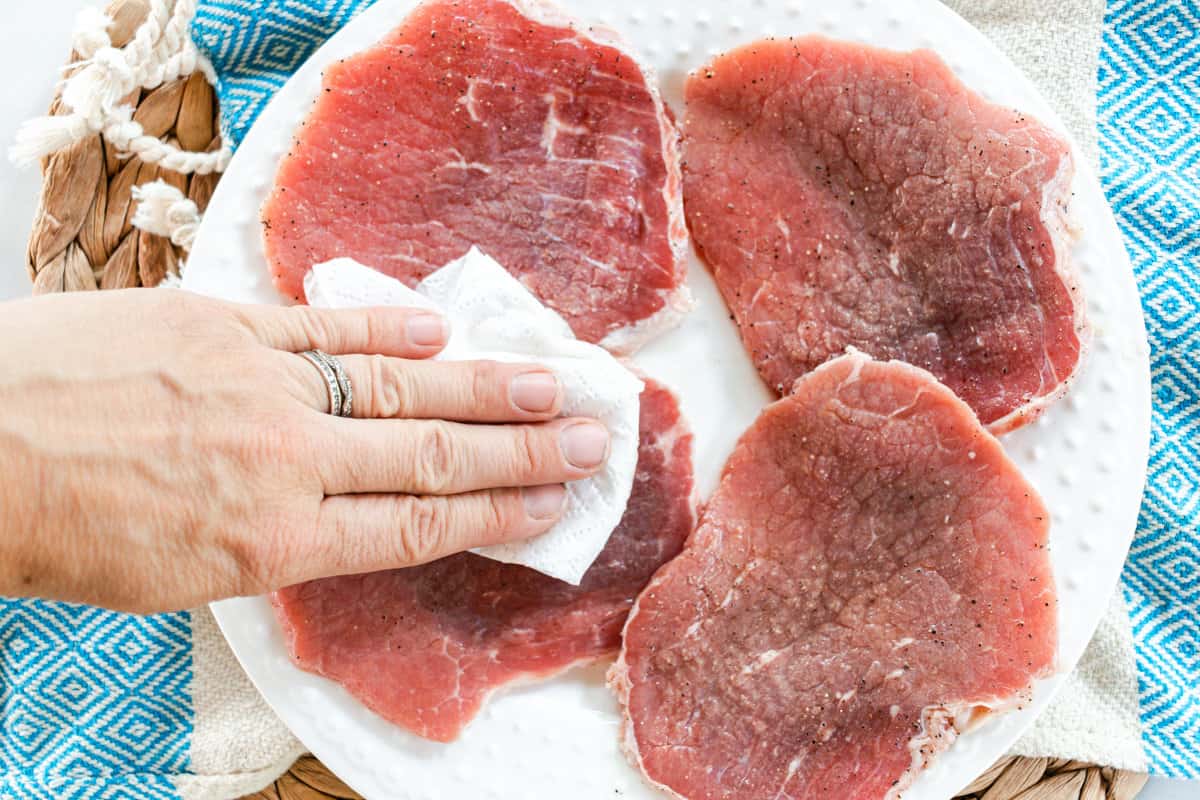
184, 0, 1152, 798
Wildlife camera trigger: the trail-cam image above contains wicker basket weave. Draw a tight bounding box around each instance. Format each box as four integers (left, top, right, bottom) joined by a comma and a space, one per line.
25, 0, 219, 293
22, 2, 1150, 799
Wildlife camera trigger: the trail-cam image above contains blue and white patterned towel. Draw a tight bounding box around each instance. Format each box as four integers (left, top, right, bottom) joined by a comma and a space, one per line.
1, 1, 1196, 796
1097, 0, 1200, 775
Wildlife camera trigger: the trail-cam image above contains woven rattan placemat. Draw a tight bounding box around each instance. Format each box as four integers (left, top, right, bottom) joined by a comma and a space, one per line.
22, 2, 1150, 799
243, 755, 1147, 800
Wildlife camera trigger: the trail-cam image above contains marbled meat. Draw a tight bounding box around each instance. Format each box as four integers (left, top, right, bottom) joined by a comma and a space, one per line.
263, 0, 690, 353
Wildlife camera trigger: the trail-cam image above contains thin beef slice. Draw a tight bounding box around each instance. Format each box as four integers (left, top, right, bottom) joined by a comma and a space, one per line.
611, 352, 1056, 800
274, 379, 694, 742
263, 0, 689, 353
683, 36, 1087, 432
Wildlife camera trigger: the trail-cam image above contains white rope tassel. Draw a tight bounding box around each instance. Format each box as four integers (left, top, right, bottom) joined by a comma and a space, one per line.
8, 115, 96, 164
131, 180, 201, 250
72, 6, 115, 59
9, 0, 230, 175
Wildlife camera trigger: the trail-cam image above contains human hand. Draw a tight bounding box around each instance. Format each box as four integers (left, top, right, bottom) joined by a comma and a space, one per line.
0, 289, 609, 613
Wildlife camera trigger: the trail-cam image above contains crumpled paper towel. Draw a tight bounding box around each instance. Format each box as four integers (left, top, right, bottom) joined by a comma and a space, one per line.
303, 246, 644, 585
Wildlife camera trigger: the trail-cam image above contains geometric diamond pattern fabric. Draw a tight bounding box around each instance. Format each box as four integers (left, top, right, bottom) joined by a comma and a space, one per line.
193, 0, 379, 145
0, 600, 191, 798
1099, 0, 1200, 778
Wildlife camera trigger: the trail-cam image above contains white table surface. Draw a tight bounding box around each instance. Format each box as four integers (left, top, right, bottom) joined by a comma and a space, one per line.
0, 3, 1192, 799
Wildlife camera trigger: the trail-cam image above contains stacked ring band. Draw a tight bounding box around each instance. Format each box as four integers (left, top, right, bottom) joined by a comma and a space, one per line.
312, 350, 353, 417
299, 350, 352, 418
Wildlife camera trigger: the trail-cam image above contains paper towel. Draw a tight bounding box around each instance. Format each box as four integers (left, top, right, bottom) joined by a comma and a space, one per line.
303, 247, 644, 584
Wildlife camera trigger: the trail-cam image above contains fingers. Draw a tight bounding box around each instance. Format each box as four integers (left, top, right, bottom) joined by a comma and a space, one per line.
315, 416, 610, 496
288, 353, 564, 422
239, 303, 449, 358
308, 485, 566, 575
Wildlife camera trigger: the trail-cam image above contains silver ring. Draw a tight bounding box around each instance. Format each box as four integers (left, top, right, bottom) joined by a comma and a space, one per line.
299, 350, 348, 417
312, 350, 353, 418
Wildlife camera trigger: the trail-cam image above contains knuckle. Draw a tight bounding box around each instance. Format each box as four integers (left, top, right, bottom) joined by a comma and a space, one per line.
293, 307, 339, 351
397, 496, 452, 564
470, 361, 503, 412
239, 412, 300, 464
361, 309, 384, 351
368, 355, 411, 418
224, 303, 266, 343
480, 491, 512, 537
154, 287, 198, 318
414, 422, 457, 494
514, 424, 550, 477
152, 291, 226, 346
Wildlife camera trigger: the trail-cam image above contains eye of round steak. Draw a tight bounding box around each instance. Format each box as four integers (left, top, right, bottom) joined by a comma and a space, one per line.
273, 379, 694, 742
263, 0, 690, 353
682, 36, 1087, 432
611, 352, 1057, 800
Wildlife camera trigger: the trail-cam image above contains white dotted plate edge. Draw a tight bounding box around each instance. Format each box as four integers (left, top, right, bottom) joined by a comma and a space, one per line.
186, 1, 1152, 798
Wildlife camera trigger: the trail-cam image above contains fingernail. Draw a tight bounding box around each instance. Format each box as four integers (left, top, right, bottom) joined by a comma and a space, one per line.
523, 484, 567, 520
560, 421, 610, 470
407, 313, 448, 347
511, 371, 560, 413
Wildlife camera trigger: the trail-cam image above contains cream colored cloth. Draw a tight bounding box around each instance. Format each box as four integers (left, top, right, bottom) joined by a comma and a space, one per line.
175, 610, 303, 800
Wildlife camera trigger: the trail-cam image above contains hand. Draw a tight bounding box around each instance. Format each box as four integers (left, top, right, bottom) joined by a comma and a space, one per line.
0, 289, 610, 614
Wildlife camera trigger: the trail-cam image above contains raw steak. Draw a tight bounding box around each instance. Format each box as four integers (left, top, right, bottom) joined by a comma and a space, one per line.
262, 0, 690, 353
611, 352, 1057, 800
273, 380, 694, 742
682, 37, 1087, 432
